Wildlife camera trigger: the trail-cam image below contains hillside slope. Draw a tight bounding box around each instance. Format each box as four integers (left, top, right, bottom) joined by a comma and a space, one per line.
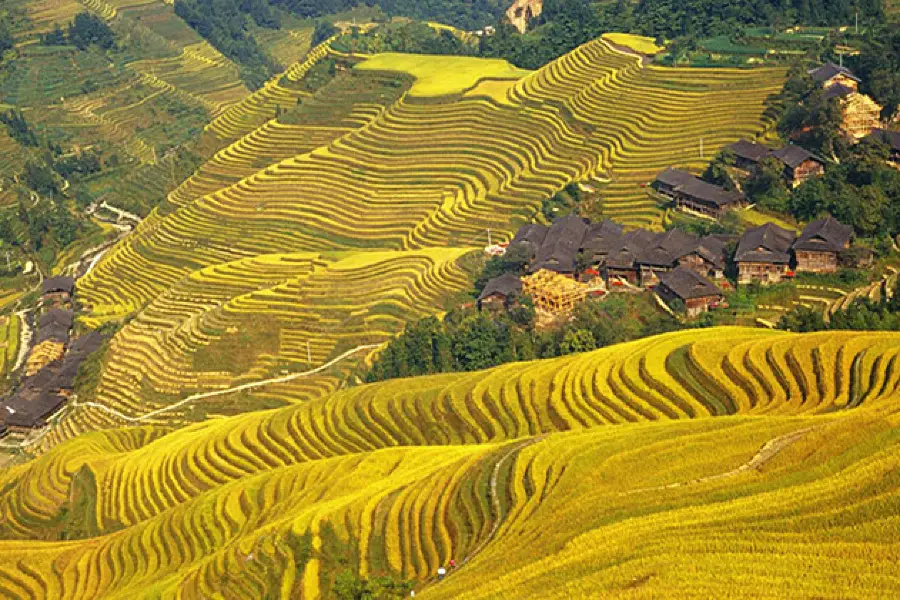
59, 38, 785, 446
0, 328, 897, 597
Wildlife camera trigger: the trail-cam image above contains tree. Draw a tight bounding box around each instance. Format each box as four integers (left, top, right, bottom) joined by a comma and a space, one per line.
22, 160, 59, 196
558, 328, 596, 355
474, 243, 530, 293
311, 21, 338, 46
68, 12, 115, 51
703, 148, 736, 189
777, 306, 825, 332
745, 156, 790, 212
0, 21, 14, 54
0, 110, 39, 147
451, 314, 506, 371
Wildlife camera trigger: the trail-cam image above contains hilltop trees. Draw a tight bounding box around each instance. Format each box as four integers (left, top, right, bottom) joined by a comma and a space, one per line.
0, 109, 39, 147
0, 20, 13, 54
68, 13, 115, 50
853, 26, 900, 120
175, 0, 279, 88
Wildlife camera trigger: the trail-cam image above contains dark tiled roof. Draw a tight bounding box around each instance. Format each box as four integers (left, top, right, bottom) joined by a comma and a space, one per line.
68, 331, 103, 356
674, 177, 745, 208
511, 224, 548, 248
823, 83, 855, 100
659, 267, 723, 300
36, 309, 73, 344
531, 215, 590, 273
36, 324, 70, 345
637, 229, 697, 268
864, 128, 900, 151
477, 273, 523, 301
677, 235, 728, 269
41, 275, 75, 296
793, 217, 853, 252
606, 229, 657, 269
655, 167, 696, 188
728, 139, 770, 163
39, 309, 73, 330
582, 220, 625, 256
735, 223, 797, 264
808, 62, 860, 83
771, 145, 823, 169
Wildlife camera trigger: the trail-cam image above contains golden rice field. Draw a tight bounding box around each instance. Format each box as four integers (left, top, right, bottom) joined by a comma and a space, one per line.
43, 248, 471, 448
82, 37, 782, 311
0, 328, 898, 597
51, 36, 788, 444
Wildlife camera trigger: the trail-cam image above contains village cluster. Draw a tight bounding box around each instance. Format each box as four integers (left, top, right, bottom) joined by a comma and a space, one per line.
480, 213, 859, 318
476, 61, 886, 321
0, 277, 101, 438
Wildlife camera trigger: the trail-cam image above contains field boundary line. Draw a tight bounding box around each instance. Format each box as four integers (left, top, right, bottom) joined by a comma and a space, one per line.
622, 426, 818, 496
461, 434, 548, 567
72, 343, 382, 423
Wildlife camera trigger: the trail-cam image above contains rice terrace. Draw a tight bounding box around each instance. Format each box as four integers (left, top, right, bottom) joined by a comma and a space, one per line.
0, 0, 900, 598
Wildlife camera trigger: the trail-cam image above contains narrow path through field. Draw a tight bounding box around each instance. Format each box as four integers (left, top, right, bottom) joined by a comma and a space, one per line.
461, 434, 548, 567
622, 427, 816, 496
72, 343, 382, 423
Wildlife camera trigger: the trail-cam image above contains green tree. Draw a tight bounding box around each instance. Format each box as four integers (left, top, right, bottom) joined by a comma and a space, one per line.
745, 156, 790, 212
68, 12, 115, 50
558, 328, 596, 355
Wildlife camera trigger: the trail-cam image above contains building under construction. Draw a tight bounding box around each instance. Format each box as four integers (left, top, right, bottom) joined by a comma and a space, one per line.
522, 269, 605, 315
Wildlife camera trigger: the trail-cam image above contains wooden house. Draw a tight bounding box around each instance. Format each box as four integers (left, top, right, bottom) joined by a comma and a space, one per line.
477, 273, 523, 311
771, 145, 825, 188
657, 267, 724, 318
675, 235, 731, 280
670, 177, 746, 219
603, 229, 656, 285
653, 168, 745, 219
41, 276, 75, 304
636, 229, 697, 287
580, 220, 624, 267
653, 167, 696, 198
839, 92, 882, 139
808, 63, 861, 93
735, 223, 797, 284
793, 217, 853, 274
727, 139, 771, 170
530, 214, 590, 276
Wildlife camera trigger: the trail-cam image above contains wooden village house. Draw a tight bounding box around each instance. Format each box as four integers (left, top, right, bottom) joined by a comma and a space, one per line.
675, 235, 731, 280
728, 139, 771, 171
477, 273, 522, 310
656, 267, 724, 318
41, 275, 75, 305
809, 62, 860, 93
811, 63, 882, 139
793, 216, 853, 274
653, 168, 745, 219
734, 223, 797, 284
771, 145, 825, 188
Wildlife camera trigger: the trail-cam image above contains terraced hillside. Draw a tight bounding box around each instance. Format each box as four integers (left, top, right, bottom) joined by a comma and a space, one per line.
0, 328, 898, 597
62, 36, 785, 445
44, 248, 471, 448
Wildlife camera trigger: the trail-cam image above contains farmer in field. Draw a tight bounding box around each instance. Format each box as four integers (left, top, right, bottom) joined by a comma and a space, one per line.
437, 566, 447, 580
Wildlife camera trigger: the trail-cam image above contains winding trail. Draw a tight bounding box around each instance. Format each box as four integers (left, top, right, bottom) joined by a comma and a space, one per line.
461, 434, 548, 567
0, 343, 382, 450
622, 427, 816, 496
72, 343, 381, 423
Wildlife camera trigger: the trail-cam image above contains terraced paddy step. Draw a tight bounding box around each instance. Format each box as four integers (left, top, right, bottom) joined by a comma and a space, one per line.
0, 329, 898, 597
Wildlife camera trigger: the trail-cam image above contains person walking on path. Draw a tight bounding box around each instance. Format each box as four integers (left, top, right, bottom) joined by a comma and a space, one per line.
437, 566, 447, 581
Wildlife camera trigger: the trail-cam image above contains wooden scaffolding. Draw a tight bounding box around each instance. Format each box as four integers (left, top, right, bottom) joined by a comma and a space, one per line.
522, 269, 605, 315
